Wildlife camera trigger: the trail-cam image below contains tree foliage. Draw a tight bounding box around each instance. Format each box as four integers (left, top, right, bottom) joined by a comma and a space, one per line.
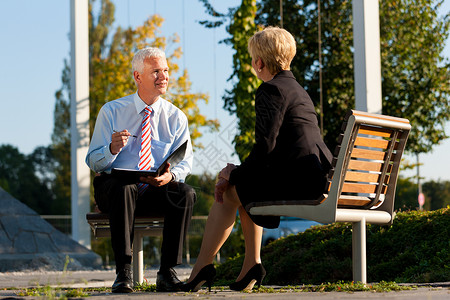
185, 173, 216, 216
222, 0, 261, 161
200, 0, 449, 158
423, 180, 450, 210
0, 145, 56, 214
52, 59, 72, 212
394, 177, 421, 211
200, 0, 261, 161
386, 175, 450, 211
380, 0, 450, 154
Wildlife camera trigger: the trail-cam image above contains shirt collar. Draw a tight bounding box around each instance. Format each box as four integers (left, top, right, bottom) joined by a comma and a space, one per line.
133, 92, 162, 115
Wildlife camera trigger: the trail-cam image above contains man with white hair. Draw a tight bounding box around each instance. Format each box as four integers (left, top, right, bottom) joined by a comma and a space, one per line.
86, 47, 195, 293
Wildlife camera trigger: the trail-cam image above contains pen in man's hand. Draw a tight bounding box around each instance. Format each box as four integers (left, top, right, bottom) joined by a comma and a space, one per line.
113, 130, 138, 138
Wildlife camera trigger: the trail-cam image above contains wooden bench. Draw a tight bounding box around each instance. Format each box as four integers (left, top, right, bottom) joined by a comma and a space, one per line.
248, 110, 411, 284
86, 212, 164, 285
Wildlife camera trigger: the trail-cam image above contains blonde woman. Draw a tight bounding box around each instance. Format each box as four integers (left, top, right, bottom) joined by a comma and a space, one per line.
182, 27, 332, 292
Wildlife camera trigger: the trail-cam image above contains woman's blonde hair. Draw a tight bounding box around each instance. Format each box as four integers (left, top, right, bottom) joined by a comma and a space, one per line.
248, 26, 296, 74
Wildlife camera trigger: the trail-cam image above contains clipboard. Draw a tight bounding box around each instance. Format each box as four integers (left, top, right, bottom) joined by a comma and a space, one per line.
111, 140, 188, 181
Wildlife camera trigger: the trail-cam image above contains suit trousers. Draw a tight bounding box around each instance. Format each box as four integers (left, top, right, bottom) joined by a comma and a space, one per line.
93, 174, 196, 271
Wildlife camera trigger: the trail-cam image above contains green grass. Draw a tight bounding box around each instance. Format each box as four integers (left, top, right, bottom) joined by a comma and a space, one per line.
12, 281, 415, 298
16, 286, 89, 298
245, 281, 414, 293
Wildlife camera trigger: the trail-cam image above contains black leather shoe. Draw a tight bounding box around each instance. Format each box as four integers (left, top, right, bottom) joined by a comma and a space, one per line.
112, 269, 133, 293
156, 268, 182, 292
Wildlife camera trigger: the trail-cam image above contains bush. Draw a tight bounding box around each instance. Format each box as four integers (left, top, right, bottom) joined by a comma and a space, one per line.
215, 208, 450, 285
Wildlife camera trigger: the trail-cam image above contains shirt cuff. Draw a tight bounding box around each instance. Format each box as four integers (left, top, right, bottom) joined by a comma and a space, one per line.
170, 171, 177, 182
104, 144, 117, 162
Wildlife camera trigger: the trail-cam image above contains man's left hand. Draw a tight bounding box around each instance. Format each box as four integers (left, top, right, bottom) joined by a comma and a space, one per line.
140, 163, 173, 187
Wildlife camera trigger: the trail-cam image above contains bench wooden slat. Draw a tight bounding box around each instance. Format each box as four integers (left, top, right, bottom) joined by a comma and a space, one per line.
351, 148, 387, 160
348, 160, 383, 172
359, 125, 393, 138
344, 171, 383, 183
341, 182, 383, 194
338, 198, 369, 207
355, 136, 390, 149
327, 174, 390, 193
347, 161, 393, 175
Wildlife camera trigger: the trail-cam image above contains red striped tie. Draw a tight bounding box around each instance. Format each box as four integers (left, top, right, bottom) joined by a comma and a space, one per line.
137, 106, 152, 194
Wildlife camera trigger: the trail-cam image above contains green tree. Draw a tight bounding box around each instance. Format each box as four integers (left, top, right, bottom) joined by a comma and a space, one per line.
380, 0, 450, 154
200, 0, 261, 160
185, 173, 216, 216
51, 0, 219, 210
385, 176, 450, 211
0, 145, 55, 214
394, 177, 419, 211
422, 180, 450, 210
52, 59, 72, 213
200, 0, 449, 158
223, 0, 261, 161
29, 146, 56, 189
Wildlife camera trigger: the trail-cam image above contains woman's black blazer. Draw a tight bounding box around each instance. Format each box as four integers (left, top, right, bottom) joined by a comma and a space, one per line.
230, 70, 332, 184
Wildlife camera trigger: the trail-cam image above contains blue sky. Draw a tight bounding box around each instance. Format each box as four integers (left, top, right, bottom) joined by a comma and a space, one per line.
0, 0, 449, 181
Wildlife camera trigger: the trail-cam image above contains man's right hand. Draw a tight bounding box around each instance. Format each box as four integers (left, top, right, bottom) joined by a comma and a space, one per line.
110, 130, 132, 155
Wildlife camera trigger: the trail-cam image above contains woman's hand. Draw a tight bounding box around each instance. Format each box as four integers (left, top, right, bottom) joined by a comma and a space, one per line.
214, 177, 229, 203
218, 163, 236, 181
215, 164, 237, 203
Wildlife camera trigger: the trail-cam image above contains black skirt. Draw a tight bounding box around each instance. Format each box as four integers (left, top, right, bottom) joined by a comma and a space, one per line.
233, 154, 328, 229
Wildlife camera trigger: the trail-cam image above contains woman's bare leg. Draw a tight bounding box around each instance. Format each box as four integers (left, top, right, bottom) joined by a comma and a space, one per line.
187, 186, 241, 281
236, 205, 263, 281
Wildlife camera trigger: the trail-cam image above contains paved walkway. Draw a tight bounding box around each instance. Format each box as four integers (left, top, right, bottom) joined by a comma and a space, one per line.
0, 268, 448, 299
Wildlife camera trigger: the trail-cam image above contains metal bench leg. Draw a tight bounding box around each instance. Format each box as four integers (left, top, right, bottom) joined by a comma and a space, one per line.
133, 233, 144, 286
352, 218, 367, 284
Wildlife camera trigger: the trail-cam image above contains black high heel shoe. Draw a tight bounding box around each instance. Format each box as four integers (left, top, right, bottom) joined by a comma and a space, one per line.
181, 264, 216, 292
229, 264, 266, 291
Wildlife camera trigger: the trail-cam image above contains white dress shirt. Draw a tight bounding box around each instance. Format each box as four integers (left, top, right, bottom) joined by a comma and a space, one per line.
85, 92, 193, 182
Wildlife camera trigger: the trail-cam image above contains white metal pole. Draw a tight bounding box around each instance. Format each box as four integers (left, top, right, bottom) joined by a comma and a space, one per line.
70, 0, 91, 248
133, 234, 144, 285
352, 0, 382, 114
352, 218, 367, 283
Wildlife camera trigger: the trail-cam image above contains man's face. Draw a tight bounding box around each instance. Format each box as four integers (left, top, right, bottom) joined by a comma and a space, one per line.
135, 56, 169, 103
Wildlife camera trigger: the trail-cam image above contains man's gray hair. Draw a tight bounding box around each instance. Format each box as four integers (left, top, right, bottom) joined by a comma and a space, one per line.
132, 47, 166, 73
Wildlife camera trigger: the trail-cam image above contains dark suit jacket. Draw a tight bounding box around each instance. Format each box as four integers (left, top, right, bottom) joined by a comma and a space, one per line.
229, 70, 333, 228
